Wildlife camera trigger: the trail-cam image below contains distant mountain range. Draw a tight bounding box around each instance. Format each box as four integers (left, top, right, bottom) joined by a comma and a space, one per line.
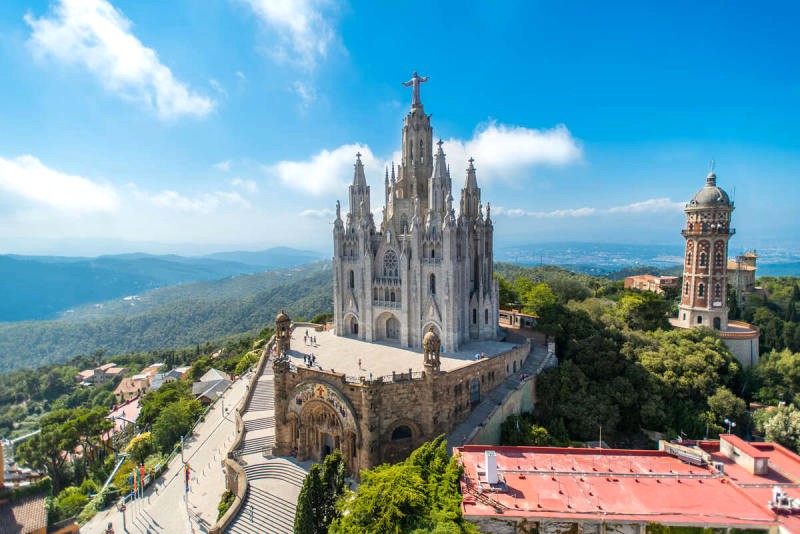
0, 247, 324, 322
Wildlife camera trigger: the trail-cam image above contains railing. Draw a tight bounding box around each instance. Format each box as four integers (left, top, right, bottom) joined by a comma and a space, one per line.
373, 299, 401, 309
421, 258, 442, 264
374, 276, 401, 286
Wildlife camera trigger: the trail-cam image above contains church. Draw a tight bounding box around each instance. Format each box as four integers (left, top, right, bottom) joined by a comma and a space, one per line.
332, 72, 499, 352
271, 75, 534, 474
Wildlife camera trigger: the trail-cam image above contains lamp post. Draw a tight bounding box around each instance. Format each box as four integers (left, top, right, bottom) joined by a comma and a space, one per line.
724, 418, 737, 434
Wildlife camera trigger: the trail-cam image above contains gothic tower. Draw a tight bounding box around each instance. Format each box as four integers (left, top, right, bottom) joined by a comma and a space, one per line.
677, 167, 734, 330
332, 73, 498, 352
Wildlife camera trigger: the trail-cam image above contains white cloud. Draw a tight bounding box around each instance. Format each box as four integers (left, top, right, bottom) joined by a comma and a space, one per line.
269, 144, 378, 196
293, 80, 316, 107
209, 78, 227, 98
0, 155, 118, 213
129, 187, 250, 214
236, 70, 246, 81
231, 177, 258, 193
441, 122, 582, 182
300, 208, 334, 219
236, 0, 338, 70
214, 160, 232, 172
25, 0, 215, 119
494, 198, 683, 219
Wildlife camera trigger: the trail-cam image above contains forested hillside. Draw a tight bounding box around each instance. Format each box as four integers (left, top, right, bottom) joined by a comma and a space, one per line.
0, 263, 332, 372
0, 247, 322, 322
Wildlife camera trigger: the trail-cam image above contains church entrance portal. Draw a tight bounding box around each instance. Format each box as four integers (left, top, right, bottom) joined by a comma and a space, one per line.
375, 312, 401, 342
713, 317, 721, 330
345, 314, 359, 336
386, 317, 400, 340
294, 400, 358, 472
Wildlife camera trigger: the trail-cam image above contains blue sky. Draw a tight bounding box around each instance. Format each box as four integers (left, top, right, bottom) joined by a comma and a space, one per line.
0, 0, 797, 256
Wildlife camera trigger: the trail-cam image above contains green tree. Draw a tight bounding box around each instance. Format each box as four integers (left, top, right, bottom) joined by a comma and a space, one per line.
321, 450, 346, 525
516, 282, 558, 316
615, 291, 669, 331
126, 432, 156, 464
152, 398, 201, 453
16, 409, 81, 492
495, 275, 517, 309
294, 464, 327, 534
754, 405, 800, 453
754, 349, 800, 404
139, 380, 193, 426
500, 414, 554, 446
330, 437, 477, 534
706, 386, 748, 435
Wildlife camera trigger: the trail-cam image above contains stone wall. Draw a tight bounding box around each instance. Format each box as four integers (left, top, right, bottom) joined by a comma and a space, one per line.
465, 516, 651, 534
273, 341, 531, 473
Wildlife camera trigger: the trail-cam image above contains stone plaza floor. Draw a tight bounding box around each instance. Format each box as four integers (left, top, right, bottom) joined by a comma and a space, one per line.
285, 327, 517, 379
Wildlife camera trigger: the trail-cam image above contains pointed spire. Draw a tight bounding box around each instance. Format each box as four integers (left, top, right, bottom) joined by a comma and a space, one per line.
433, 139, 447, 179
486, 202, 492, 222
353, 152, 367, 187
465, 157, 478, 189
336, 200, 341, 220
391, 162, 396, 182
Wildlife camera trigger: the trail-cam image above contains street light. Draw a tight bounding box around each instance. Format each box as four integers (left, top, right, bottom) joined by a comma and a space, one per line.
724, 418, 737, 434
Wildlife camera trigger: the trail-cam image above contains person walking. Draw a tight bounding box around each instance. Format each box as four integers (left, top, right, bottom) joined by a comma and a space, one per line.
358, 358, 362, 369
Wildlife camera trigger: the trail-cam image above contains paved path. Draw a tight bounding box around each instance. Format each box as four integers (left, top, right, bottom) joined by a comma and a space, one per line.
81, 375, 249, 534
447, 332, 552, 452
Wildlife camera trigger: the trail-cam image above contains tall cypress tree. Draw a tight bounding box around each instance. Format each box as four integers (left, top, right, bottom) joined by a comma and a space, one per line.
321, 450, 346, 525
294, 463, 326, 534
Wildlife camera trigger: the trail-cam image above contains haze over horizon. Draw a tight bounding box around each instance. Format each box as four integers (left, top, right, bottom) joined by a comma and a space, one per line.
0, 1, 798, 256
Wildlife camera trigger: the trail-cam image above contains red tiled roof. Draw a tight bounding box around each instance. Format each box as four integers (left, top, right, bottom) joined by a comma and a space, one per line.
456, 445, 776, 528
0, 494, 48, 534
720, 434, 769, 459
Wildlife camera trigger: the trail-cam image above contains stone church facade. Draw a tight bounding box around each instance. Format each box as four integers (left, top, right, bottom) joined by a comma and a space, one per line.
332, 72, 498, 352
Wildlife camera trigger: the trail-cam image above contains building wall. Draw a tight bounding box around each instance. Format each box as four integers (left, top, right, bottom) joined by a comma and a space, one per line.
722, 334, 760, 369
273, 342, 530, 474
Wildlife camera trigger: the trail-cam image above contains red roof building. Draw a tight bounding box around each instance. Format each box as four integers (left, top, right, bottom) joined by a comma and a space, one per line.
456, 435, 800, 533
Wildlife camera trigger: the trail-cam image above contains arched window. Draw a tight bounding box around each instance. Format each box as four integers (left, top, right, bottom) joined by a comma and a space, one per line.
419, 139, 424, 164
715, 284, 721, 298
383, 250, 399, 278
687, 252, 693, 265
715, 252, 722, 267
431, 248, 435, 259
689, 223, 694, 231
472, 308, 477, 324
384, 289, 389, 301
349, 270, 355, 289
390, 291, 396, 302
391, 425, 412, 440
430, 274, 436, 295
698, 283, 705, 297
700, 252, 707, 267
684, 282, 689, 295
485, 309, 489, 324
697, 315, 703, 324
400, 214, 409, 234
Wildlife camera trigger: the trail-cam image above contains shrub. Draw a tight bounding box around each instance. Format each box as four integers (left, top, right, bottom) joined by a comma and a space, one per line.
217, 489, 235, 520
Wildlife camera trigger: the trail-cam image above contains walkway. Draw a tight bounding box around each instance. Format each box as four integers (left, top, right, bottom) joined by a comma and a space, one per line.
447, 332, 552, 452
225, 361, 310, 534
81, 374, 249, 534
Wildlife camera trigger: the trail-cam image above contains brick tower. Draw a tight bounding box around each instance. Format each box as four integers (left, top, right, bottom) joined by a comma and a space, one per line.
677, 166, 734, 331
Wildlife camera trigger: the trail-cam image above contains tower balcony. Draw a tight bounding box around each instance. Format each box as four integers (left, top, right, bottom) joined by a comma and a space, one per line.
681, 228, 736, 238
373, 299, 401, 309
421, 257, 442, 265
374, 276, 402, 286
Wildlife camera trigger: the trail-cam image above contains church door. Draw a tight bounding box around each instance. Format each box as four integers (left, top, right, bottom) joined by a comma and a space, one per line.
386, 317, 400, 340
713, 317, 721, 330
322, 434, 334, 459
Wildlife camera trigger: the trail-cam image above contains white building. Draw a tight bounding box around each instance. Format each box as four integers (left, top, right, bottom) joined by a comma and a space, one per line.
332, 73, 498, 352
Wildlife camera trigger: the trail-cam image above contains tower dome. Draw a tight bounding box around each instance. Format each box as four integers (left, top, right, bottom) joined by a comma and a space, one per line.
687, 170, 731, 208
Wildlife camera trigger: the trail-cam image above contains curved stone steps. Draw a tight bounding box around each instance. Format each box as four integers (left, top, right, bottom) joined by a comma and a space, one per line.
243, 463, 306, 487
226, 486, 296, 534
237, 435, 276, 456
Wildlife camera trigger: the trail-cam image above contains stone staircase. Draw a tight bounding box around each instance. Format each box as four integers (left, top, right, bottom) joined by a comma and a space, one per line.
227, 485, 296, 534
243, 460, 307, 487
447, 337, 553, 452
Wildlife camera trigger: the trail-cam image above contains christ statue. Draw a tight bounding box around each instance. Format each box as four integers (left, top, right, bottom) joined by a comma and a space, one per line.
402, 72, 428, 107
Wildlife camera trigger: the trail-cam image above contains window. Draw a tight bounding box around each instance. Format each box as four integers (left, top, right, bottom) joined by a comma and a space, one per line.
469, 379, 481, 405
485, 309, 489, 324
715, 284, 721, 298
383, 250, 399, 278
715, 252, 722, 267
391, 425, 412, 440
689, 223, 694, 231
419, 139, 424, 164
431, 248, 435, 259
349, 270, 355, 289
687, 252, 692, 265
472, 308, 477, 324
698, 283, 705, 297
430, 274, 436, 295
684, 282, 689, 295
700, 252, 707, 267
697, 315, 703, 324
390, 291, 396, 302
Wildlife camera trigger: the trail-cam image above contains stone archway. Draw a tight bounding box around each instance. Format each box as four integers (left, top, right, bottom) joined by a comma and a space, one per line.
344, 313, 359, 337
375, 312, 401, 342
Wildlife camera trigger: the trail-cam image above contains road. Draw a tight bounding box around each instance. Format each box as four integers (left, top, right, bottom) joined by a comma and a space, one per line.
82, 374, 249, 534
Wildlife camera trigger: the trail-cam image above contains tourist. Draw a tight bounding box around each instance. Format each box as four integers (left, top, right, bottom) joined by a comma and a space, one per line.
358, 358, 362, 369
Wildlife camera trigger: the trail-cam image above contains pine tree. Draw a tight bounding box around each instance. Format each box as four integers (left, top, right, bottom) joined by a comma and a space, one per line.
786, 302, 797, 323
321, 450, 346, 525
